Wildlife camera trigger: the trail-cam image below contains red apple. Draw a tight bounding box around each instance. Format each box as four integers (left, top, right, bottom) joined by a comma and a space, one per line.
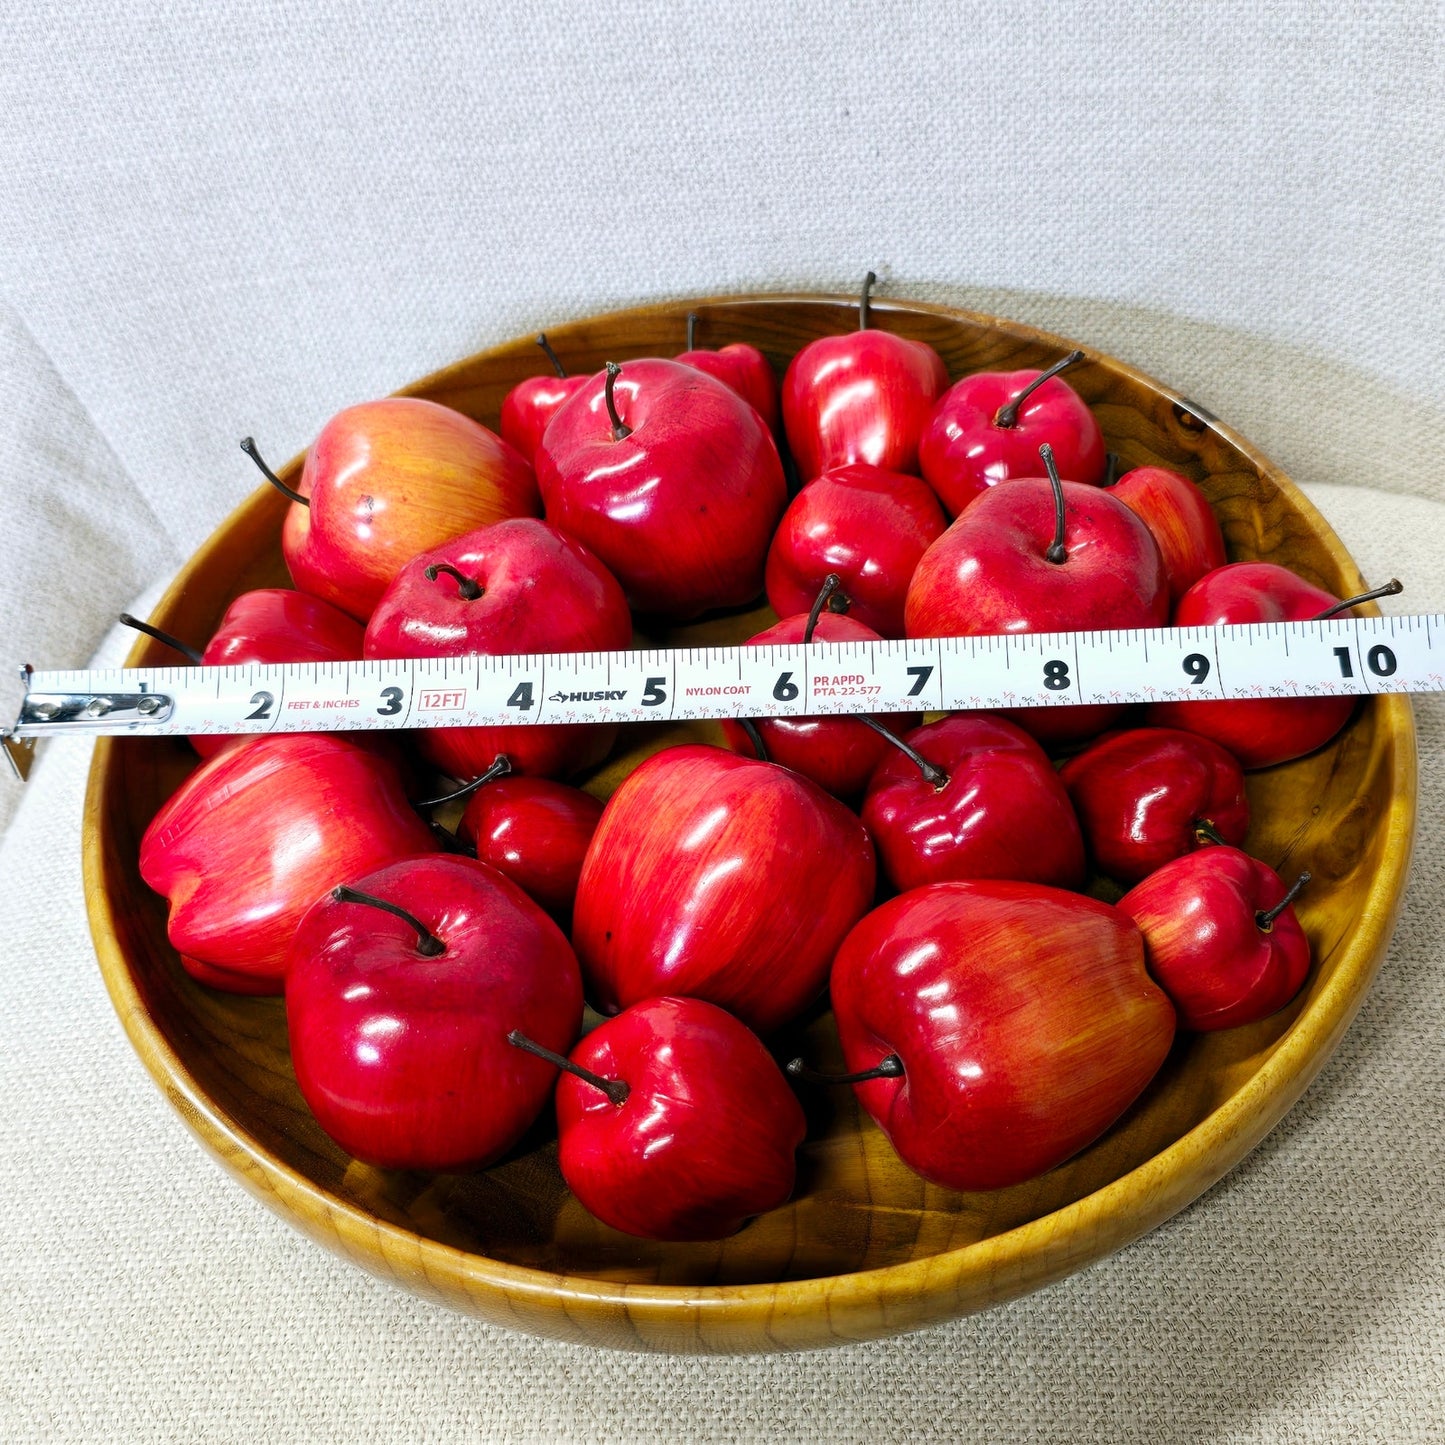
782, 273, 948, 481
499, 333, 589, 465
536, 358, 786, 619
1118, 847, 1311, 1031
718, 583, 913, 798
1107, 466, 1227, 605
246, 397, 539, 622
824, 880, 1175, 1191
572, 744, 876, 1034
121, 588, 367, 759
918, 351, 1105, 516
1145, 564, 1400, 768
1059, 726, 1249, 885
286, 855, 583, 1170
861, 713, 1086, 892
764, 463, 947, 638
518, 995, 805, 1241
676, 312, 780, 432
457, 775, 604, 917
905, 445, 1169, 745
139, 734, 436, 994
364, 516, 632, 780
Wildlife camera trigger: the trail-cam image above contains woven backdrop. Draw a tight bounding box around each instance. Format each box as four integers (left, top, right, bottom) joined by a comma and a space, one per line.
3, 3, 1444, 1440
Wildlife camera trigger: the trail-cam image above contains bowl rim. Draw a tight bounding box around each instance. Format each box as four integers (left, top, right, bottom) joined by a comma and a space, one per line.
83, 290, 1419, 1348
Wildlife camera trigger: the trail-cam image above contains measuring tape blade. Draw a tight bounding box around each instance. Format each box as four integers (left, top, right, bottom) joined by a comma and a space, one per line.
5, 614, 1439, 748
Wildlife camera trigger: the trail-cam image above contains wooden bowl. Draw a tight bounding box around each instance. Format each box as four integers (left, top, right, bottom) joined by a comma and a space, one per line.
84, 294, 1416, 1353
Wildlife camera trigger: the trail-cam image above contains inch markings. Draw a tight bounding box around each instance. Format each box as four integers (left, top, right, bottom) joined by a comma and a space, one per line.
8, 615, 1444, 742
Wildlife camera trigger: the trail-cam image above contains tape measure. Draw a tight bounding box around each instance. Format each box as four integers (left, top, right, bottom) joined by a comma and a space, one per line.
2, 613, 1437, 780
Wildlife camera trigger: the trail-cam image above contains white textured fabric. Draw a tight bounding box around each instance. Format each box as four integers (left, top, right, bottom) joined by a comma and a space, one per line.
3, 2, 1445, 1440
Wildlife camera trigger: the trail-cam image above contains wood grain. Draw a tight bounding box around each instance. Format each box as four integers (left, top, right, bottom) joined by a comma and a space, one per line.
82, 293, 1416, 1352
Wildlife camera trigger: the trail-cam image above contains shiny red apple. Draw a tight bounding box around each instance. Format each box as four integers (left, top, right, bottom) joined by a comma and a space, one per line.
499, 333, 589, 465
905, 445, 1169, 745
676, 312, 779, 432
457, 775, 604, 917
782, 273, 948, 482
1059, 726, 1249, 885
822, 880, 1175, 1191
286, 855, 583, 1170
247, 397, 539, 622
520, 995, 805, 1241
1145, 564, 1400, 768
572, 743, 876, 1034
861, 713, 1086, 892
536, 358, 786, 619
717, 583, 913, 798
918, 351, 1105, 517
121, 588, 366, 758
764, 463, 947, 638
1118, 847, 1311, 1031
139, 734, 435, 994
364, 516, 632, 781
1107, 466, 1227, 605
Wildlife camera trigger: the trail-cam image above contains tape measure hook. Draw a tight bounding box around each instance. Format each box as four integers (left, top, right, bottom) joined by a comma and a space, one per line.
3, 665, 36, 781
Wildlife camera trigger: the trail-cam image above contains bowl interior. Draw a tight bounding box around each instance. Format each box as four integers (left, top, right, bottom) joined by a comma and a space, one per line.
88, 296, 1410, 1294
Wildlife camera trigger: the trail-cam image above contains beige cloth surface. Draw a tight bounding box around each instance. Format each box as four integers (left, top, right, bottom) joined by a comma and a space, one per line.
3, 3, 1444, 1440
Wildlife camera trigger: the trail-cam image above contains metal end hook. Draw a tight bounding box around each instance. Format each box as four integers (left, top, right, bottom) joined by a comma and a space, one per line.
4, 666, 35, 780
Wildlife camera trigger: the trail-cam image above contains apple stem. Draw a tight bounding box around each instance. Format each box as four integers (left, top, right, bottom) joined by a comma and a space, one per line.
1312, 578, 1403, 621
737, 718, 770, 763
1040, 443, 1068, 565
604, 362, 632, 441
424, 562, 484, 600
331, 886, 445, 957
686, 312, 698, 351
803, 573, 851, 644
507, 1031, 630, 1106
415, 754, 513, 810
1103, 452, 1121, 488
993, 350, 1086, 429
117, 613, 203, 665
859, 271, 877, 330
239, 437, 309, 507
855, 715, 949, 789
1256, 871, 1311, 932
786, 1054, 904, 1087
535, 333, 567, 380
1193, 818, 1229, 848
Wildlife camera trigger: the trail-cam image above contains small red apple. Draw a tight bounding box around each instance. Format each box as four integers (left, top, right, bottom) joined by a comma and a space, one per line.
572, 743, 876, 1034
718, 577, 914, 798
905, 444, 1169, 746
1146, 565, 1402, 768
286, 855, 583, 1170
1118, 847, 1311, 1031
513, 995, 805, 1241
537, 358, 786, 620
457, 775, 604, 918
1059, 726, 1249, 885
139, 734, 435, 994
120, 588, 366, 759
244, 398, 539, 622
918, 351, 1105, 516
364, 516, 632, 781
1107, 466, 1227, 605
764, 463, 947, 638
782, 273, 948, 481
861, 713, 1086, 892
676, 312, 780, 432
499, 333, 589, 465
